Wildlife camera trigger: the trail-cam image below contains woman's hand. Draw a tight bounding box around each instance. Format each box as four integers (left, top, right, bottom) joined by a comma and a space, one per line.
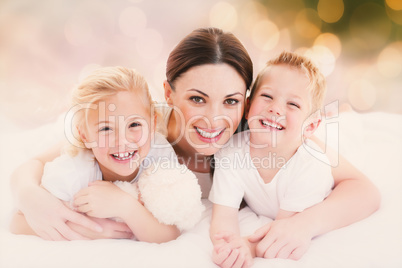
248, 216, 313, 260
74, 181, 133, 219
66, 216, 134, 240
18, 185, 102, 240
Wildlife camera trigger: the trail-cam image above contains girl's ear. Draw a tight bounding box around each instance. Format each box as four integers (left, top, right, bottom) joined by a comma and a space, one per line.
77, 126, 93, 149
303, 110, 322, 138
163, 80, 173, 106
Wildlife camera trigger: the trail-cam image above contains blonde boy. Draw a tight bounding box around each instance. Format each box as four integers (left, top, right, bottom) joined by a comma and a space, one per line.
209, 51, 334, 267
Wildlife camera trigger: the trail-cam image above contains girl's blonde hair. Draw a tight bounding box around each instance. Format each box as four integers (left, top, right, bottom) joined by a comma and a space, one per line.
66, 66, 153, 156
249, 51, 326, 113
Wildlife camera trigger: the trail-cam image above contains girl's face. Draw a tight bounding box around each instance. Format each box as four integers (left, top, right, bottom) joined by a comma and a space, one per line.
247, 64, 313, 150
165, 63, 246, 156
82, 91, 152, 181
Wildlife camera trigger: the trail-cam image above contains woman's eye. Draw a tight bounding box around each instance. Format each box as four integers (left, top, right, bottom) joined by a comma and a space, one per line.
129, 122, 141, 128
224, 98, 239, 105
190, 96, 205, 104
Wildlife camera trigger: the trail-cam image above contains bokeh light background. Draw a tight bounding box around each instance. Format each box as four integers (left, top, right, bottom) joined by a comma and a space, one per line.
0, 0, 401, 130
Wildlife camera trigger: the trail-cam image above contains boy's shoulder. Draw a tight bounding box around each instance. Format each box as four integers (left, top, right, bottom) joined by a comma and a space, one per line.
290, 139, 331, 170
215, 130, 250, 158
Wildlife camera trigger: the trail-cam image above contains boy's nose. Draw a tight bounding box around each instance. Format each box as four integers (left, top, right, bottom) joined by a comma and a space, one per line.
268, 102, 282, 116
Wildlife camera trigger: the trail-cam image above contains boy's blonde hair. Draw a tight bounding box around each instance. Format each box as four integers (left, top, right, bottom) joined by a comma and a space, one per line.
66, 66, 153, 156
249, 51, 326, 113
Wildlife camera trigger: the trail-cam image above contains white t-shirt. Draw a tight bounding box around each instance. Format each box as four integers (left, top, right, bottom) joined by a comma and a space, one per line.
42, 132, 177, 202
155, 103, 212, 198
209, 131, 334, 219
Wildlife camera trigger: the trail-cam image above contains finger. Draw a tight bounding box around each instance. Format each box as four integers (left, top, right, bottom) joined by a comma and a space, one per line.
214, 231, 234, 242
74, 203, 92, 214
88, 180, 107, 186
218, 240, 243, 254
242, 255, 253, 268
73, 195, 88, 207
111, 230, 134, 239
232, 251, 245, 268
248, 223, 271, 242
255, 235, 276, 258
109, 221, 132, 233
47, 227, 68, 241
289, 246, 307, 261
264, 239, 287, 259
56, 221, 89, 240
276, 244, 293, 259
65, 207, 103, 232
221, 249, 239, 268
213, 248, 231, 265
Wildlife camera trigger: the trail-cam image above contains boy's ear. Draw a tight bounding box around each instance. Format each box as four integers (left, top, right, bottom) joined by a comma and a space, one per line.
303, 110, 322, 138
163, 80, 173, 106
245, 97, 250, 119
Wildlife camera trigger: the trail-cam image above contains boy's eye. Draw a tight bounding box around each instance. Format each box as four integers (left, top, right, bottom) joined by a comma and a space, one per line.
224, 98, 239, 105
190, 96, 205, 104
129, 122, 141, 128
261, 94, 273, 100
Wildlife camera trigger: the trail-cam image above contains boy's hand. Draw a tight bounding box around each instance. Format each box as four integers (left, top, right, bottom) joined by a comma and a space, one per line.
248, 217, 312, 260
73, 181, 133, 219
213, 232, 253, 268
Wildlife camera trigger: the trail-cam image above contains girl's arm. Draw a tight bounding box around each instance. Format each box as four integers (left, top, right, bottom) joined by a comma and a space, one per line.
249, 137, 381, 259
9, 143, 102, 240
74, 181, 180, 243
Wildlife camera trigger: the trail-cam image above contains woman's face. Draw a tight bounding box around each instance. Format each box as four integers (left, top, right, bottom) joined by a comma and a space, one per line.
165, 63, 247, 156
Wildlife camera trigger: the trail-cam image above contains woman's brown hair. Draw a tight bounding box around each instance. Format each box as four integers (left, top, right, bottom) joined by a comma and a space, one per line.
166, 27, 253, 90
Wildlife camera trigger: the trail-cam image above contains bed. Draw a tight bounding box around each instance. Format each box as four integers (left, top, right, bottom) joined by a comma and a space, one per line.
1, 111, 401, 268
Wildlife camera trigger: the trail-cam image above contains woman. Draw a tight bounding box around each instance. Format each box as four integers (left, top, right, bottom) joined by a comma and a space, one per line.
11, 28, 380, 253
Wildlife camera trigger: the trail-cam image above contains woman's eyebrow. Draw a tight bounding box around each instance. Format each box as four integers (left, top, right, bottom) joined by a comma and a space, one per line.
225, 92, 244, 98
188, 89, 209, 97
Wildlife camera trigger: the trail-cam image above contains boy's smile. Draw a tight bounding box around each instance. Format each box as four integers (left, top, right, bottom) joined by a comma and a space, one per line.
247, 64, 312, 151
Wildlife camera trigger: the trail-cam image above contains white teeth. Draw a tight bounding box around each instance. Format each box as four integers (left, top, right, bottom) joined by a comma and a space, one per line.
261, 120, 283, 130
112, 151, 136, 160
195, 127, 223, 138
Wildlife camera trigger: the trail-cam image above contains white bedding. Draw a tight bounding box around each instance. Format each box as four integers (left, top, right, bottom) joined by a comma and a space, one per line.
1, 111, 401, 268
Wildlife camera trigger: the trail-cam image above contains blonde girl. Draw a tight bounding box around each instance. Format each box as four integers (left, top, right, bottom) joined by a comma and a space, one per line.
10, 67, 180, 243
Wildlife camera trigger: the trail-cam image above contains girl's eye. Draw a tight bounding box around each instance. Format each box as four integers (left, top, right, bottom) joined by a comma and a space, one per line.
99, 126, 111, 132
190, 96, 205, 104
289, 102, 300, 109
129, 122, 141, 128
224, 98, 239, 105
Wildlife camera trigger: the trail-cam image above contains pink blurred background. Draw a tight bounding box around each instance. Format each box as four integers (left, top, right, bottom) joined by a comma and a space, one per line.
1, 0, 401, 130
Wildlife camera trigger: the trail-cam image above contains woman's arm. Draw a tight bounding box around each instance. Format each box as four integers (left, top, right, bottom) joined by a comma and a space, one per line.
305, 135, 381, 235
9, 143, 102, 240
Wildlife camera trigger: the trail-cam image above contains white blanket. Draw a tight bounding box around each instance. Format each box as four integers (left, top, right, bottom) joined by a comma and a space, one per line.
1, 111, 401, 268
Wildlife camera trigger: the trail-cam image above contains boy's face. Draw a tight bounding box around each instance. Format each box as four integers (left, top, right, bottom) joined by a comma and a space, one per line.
82, 91, 152, 180
247, 64, 314, 149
